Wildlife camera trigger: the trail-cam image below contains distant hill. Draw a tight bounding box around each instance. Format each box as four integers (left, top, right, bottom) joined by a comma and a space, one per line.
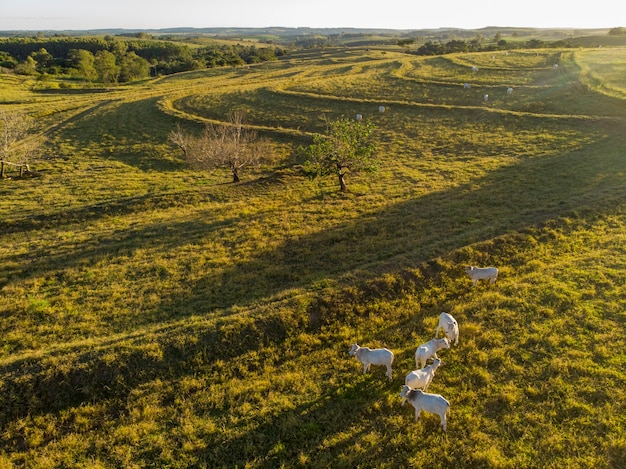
0, 25, 611, 39
2, 26, 621, 50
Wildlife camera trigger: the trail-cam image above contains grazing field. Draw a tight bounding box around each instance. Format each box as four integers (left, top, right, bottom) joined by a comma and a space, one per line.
1, 45, 625, 468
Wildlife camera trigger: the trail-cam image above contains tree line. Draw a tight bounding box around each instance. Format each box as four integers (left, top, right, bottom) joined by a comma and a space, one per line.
408, 37, 577, 56
0, 37, 286, 83
402, 27, 626, 55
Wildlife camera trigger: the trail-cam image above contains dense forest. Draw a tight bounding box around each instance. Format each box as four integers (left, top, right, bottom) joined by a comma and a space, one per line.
0, 34, 579, 84
0, 26, 624, 83
0, 36, 286, 83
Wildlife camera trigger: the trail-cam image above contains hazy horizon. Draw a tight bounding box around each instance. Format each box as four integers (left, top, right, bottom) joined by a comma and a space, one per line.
1, 0, 621, 32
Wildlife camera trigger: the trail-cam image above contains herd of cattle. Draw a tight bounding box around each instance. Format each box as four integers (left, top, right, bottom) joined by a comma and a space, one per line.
348, 265, 499, 432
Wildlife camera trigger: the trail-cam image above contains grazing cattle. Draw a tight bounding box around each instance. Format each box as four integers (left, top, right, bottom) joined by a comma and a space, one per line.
463, 83, 471, 89
507, 87, 513, 94
399, 385, 450, 431
484, 94, 489, 102
471, 65, 479, 72
415, 337, 450, 369
355, 114, 363, 121
553, 64, 559, 70
404, 358, 444, 394
465, 265, 499, 286
348, 343, 394, 380
378, 105, 386, 113
435, 312, 459, 346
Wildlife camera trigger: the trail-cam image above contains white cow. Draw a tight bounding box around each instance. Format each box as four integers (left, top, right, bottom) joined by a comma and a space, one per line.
484, 94, 489, 102
415, 337, 450, 369
348, 344, 394, 380
435, 312, 459, 346
378, 105, 386, 113
463, 83, 471, 89
465, 265, 499, 286
399, 385, 450, 431
507, 87, 513, 94
404, 358, 444, 394
355, 114, 363, 121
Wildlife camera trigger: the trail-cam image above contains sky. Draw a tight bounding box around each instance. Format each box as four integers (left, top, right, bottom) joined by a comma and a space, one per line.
0, 0, 621, 31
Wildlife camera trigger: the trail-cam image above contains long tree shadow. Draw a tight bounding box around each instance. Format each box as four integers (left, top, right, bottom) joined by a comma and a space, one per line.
51, 96, 184, 171
0, 188, 224, 237
0, 298, 463, 464
0, 120, 623, 429
4, 122, 624, 321
163, 124, 625, 318
0, 290, 316, 427
195, 377, 408, 468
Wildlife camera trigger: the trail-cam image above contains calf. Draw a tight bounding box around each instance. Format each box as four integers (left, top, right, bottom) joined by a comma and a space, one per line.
404, 358, 444, 394
415, 337, 450, 369
465, 265, 499, 287
399, 385, 450, 431
348, 343, 394, 380
435, 312, 459, 346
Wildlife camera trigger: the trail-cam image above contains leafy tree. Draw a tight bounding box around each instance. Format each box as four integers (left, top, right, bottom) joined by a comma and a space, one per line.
0, 52, 18, 69
30, 48, 53, 72
416, 41, 445, 55
303, 117, 377, 192
526, 39, 545, 49
14, 56, 38, 75
69, 49, 97, 81
94, 50, 119, 83
468, 38, 482, 51
118, 51, 150, 82
608, 27, 626, 36
109, 40, 129, 59
445, 40, 468, 53
169, 111, 268, 183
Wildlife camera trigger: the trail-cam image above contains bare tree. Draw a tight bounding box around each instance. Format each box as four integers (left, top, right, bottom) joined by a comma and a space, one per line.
168, 122, 196, 161
169, 111, 268, 183
0, 111, 44, 177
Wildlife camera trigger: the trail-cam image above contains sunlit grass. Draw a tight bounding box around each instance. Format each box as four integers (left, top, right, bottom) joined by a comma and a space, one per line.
0, 45, 625, 467
575, 46, 626, 99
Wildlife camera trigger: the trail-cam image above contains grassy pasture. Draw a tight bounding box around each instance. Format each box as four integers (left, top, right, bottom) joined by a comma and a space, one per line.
574, 48, 626, 100
0, 46, 625, 468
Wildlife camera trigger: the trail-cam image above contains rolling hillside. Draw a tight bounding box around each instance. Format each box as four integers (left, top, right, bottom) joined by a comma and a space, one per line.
1, 44, 625, 468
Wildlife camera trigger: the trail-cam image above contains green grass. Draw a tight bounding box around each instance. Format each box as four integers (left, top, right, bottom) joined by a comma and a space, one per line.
0, 45, 625, 468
